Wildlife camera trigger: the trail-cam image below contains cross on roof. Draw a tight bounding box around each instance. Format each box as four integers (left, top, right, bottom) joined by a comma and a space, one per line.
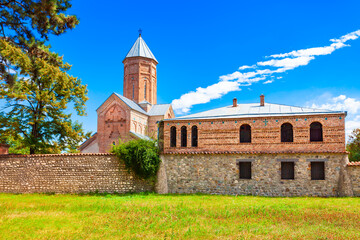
138, 28, 142, 36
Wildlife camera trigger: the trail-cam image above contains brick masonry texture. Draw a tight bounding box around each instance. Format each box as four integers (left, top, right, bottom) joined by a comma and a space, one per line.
0, 154, 153, 194
159, 153, 357, 197
162, 114, 346, 154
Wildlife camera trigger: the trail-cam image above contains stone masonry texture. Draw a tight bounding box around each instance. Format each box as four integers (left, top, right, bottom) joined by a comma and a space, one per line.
348, 165, 360, 196
160, 153, 356, 197
0, 153, 153, 194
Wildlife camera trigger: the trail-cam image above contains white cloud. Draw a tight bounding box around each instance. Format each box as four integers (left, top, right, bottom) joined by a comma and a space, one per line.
308, 94, 360, 140
171, 80, 241, 113
263, 80, 273, 84
172, 29, 360, 114
238, 65, 255, 70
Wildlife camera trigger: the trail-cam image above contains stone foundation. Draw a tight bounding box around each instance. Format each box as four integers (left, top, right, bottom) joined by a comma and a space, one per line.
160, 153, 353, 197
0, 153, 153, 194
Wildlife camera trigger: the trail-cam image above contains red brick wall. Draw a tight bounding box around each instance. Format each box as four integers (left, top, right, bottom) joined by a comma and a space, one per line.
97, 95, 132, 152
123, 57, 158, 105
0, 144, 9, 154
162, 114, 346, 153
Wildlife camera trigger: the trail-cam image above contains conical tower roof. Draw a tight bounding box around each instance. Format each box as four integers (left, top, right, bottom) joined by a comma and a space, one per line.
124, 34, 157, 62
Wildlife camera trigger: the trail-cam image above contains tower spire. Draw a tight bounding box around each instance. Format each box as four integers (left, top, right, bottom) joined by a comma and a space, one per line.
138, 28, 142, 37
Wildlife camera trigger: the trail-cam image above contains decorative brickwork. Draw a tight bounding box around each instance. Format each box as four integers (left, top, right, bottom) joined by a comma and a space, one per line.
162, 114, 346, 154
160, 153, 354, 197
0, 153, 153, 194
123, 57, 158, 105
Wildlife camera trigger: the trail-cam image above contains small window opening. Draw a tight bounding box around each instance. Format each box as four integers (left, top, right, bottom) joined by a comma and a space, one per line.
239, 162, 252, 179
281, 162, 295, 179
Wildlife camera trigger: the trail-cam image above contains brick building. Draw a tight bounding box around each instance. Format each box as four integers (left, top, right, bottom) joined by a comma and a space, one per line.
80, 33, 174, 153
157, 96, 352, 196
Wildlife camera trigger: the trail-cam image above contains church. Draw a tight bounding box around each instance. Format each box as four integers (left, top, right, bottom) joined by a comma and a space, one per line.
80, 33, 356, 197
80, 33, 175, 153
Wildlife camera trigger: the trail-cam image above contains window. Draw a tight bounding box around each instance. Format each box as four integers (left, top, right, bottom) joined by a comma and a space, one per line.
170, 126, 176, 147
191, 126, 198, 147
132, 83, 134, 100
240, 124, 251, 143
239, 162, 251, 179
281, 162, 295, 179
310, 122, 323, 142
144, 82, 147, 100
181, 126, 187, 147
281, 123, 293, 142
311, 162, 325, 180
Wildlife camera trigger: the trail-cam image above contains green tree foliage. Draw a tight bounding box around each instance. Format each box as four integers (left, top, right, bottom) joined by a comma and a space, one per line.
0, 0, 90, 154
111, 139, 161, 180
347, 128, 360, 162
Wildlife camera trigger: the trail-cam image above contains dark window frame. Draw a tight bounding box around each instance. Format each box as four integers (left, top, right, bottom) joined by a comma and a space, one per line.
181, 126, 187, 147
240, 124, 251, 143
310, 122, 323, 142
191, 125, 198, 147
239, 161, 252, 179
311, 161, 325, 180
170, 126, 176, 147
281, 123, 294, 143
281, 162, 295, 180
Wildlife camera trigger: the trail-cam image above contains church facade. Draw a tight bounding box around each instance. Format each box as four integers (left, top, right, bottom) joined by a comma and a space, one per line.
80, 34, 174, 153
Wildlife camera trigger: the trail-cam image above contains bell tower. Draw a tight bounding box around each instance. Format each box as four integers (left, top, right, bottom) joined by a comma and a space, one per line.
123, 30, 158, 105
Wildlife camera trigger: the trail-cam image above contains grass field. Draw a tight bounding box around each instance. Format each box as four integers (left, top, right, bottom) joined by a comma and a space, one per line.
0, 193, 359, 239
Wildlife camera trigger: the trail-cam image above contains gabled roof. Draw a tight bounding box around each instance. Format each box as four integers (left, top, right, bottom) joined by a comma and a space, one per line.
124, 35, 157, 62
114, 93, 148, 115
114, 93, 170, 116
168, 103, 346, 121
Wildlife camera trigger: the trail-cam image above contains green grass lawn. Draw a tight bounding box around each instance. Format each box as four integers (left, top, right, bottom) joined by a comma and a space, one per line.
0, 193, 359, 239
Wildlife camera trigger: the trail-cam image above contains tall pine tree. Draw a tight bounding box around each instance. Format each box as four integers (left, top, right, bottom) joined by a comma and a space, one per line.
0, 0, 90, 154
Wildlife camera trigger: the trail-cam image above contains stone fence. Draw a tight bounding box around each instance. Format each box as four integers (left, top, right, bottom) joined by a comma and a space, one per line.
0, 153, 153, 194
0, 152, 359, 196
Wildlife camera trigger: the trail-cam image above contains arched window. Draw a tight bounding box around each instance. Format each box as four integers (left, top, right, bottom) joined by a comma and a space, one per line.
310, 122, 323, 142
191, 126, 198, 147
281, 123, 293, 142
240, 124, 251, 143
181, 126, 187, 147
170, 126, 176, 147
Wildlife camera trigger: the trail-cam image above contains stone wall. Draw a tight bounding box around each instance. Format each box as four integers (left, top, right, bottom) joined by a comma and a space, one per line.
162, 114, 346, 154
348, 164, 360, 196
160, 153, 352, 197
0, 153, 153, 194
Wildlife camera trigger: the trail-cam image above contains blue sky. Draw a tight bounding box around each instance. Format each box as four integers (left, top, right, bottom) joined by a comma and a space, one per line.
47, 0, 360, 138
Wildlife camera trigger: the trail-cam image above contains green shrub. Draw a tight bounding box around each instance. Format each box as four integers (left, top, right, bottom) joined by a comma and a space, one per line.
111, 139, 161, 180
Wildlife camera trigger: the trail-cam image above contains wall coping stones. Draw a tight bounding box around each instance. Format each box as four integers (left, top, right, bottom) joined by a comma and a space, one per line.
0, 153, 114, 159
348, 161, 360, 166
163, 151, 348, 155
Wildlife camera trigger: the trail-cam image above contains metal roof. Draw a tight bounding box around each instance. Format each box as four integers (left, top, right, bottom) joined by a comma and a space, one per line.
124, 35, 157, 62
129, 131, 152, 140
148, 104, 171, 116
114, 93, 148, 115
167, 103, 346, 121
114, 93, 170, 116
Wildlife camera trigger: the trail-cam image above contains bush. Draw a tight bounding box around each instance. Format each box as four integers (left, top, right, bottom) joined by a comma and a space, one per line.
111, 139, 161, 180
